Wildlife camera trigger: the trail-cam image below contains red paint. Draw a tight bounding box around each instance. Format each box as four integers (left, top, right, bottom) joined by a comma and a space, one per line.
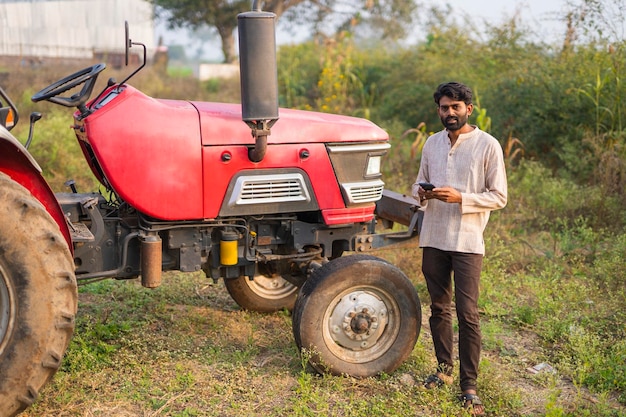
77, 85, 388, 223
0, 142, 71, 249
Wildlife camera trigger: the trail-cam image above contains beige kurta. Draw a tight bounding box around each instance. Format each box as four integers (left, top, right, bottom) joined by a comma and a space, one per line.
412, 126, 508, 255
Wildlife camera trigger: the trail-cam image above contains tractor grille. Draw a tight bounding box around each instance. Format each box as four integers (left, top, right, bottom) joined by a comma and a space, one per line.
229, 173, 310, 206
341, 180, 385, 204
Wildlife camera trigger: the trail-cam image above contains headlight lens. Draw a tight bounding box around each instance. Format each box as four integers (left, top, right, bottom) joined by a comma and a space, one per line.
366, 155, 382, 176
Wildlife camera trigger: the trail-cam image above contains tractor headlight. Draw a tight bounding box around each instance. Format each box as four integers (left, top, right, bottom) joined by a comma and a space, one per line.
365, 155, 382, 177
327, 142, 390, 205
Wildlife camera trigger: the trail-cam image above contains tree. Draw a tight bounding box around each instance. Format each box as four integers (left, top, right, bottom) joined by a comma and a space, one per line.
149, 0, 416, 63
561, 0, 626, 46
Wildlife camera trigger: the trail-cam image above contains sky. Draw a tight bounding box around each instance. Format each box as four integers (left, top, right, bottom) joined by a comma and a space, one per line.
156, 0, 569, 62
437, 0, 567, 41
441, 0, 564, 21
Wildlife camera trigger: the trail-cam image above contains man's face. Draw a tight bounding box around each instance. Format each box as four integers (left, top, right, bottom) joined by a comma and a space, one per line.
437, 96, 473, 131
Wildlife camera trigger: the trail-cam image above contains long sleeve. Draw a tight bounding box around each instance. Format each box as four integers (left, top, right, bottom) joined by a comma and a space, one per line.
413, 127, 508, 255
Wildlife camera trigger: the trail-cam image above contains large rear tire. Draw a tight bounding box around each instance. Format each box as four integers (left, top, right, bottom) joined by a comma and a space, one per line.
292, 255, 420, 377
224, 264, 298, 312
0, 173, 77, 416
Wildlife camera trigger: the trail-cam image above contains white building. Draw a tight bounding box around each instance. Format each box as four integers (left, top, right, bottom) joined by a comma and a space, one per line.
0, 0, 155, 59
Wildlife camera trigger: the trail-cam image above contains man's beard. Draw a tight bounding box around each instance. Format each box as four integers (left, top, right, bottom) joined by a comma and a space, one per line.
441, 113, 468, 131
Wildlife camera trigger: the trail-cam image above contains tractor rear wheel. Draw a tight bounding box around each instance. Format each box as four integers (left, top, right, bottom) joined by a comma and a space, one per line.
292, 255, 421, 377
0, 173, 78, 416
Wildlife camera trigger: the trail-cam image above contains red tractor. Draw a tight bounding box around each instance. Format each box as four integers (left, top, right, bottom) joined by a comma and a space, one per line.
0, 13, 422, 416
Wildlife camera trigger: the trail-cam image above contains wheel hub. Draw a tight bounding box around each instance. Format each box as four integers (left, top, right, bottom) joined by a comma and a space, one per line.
351, 312, 371, 334
328, 290, 388, 351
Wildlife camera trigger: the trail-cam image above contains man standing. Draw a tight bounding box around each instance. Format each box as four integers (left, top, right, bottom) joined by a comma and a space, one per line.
412, 82, 507, 416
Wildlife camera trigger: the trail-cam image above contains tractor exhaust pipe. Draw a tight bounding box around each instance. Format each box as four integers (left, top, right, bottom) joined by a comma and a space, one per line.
238, 2, 279, 163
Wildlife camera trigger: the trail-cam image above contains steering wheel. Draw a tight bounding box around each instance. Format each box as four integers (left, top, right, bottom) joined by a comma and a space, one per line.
32, 63, 106, 107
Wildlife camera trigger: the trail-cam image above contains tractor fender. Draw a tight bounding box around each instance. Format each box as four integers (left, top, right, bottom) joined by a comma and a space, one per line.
0, 124, 42, 170
0, 125, 72, 249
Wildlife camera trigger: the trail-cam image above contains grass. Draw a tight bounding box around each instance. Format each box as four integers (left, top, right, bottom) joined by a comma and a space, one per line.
22, 249, 626, 416
16, 159, 626, 416
5, 59, 625, 417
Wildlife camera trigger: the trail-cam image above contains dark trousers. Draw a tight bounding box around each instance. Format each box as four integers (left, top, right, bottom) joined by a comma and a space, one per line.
422, 247, 483, 392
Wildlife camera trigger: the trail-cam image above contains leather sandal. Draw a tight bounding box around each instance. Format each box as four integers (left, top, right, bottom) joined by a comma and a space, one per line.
458, 393, 485, 416
423, 372, 453, 389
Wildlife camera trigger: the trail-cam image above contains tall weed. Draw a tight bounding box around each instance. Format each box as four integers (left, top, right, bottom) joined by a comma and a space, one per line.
506, 160, 624, 233
11, 110, 99, 191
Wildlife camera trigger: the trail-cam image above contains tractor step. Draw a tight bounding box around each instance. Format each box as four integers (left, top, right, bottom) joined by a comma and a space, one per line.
68, 221, 94, 242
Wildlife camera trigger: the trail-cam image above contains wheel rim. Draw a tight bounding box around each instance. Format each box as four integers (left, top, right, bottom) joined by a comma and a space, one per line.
323, 285, 400, 363
0, 263, 16, 355
246, 274, 298, 300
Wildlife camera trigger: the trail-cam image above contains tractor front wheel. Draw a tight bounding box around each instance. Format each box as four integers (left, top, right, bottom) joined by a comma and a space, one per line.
292, 255, 421, 377
0, 173, 78, 416
224, 264, 298, 312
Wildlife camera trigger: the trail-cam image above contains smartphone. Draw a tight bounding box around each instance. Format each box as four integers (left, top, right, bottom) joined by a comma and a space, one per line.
419, 182, 435, 191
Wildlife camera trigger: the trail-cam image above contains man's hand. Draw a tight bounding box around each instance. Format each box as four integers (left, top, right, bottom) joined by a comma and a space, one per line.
416, 185, 430, 202
431, 186, 462, 203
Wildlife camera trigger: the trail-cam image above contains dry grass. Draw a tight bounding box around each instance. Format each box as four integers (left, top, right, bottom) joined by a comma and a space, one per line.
19, 262, 625, 417
1, 57, 240, 115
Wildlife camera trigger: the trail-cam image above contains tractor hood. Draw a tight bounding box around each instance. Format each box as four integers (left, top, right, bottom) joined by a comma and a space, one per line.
77, 85, 388, 221
191, 101, 389, 146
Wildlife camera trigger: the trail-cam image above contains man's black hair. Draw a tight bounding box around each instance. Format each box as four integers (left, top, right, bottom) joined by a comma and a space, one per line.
433, 82, 473, 105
